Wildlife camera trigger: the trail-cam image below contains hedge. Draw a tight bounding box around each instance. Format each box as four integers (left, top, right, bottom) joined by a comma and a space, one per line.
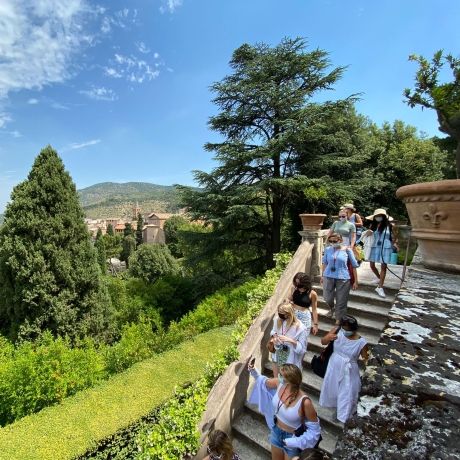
0, 327, 232, 460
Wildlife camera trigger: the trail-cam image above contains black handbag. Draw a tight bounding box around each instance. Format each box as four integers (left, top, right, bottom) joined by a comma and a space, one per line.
310, 327, 340, 378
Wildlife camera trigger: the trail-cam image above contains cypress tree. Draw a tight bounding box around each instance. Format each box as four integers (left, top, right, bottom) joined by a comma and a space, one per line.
121, 235, 136, 266
106, 223, 115, 236
0, 146, 113, 342
95, 235, 107, 275
136, 213, 144, 247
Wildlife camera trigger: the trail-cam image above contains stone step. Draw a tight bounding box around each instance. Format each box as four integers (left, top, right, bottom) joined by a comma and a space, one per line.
232, 433, 271, 460
315, 306, 387, 335
317, 297, 391, 322
313, 284, 396, 308
234, 406, 339, 456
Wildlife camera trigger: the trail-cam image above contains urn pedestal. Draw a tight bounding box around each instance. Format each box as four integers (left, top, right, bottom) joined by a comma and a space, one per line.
299, 213, 327, 231
396, 180, 460, 273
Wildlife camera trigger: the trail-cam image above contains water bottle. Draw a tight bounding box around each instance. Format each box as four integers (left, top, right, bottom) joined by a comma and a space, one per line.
390, 251, 398, 265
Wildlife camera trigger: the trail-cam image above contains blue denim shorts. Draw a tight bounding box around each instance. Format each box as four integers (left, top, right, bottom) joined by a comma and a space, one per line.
269, 424, 300, 458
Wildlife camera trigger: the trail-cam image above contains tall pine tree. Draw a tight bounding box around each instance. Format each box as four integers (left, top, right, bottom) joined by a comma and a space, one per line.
180, 37, 347, 270
0, 146, 113, 342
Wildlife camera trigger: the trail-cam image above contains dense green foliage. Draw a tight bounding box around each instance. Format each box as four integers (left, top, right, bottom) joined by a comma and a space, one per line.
136, 253, 291, 459
163, 215, 188, 258
0, 270, 267, 426
95, 232, 107, 274
178, 38, 450, 273
179, 37, 347, 272
136, 213, 144, 247
0, 333, 105, 426
128, 243, 179, 283
0, 328, 230, 460
120, 235, 136, 266
0, 146, 113, 343
404, 50, 460, 177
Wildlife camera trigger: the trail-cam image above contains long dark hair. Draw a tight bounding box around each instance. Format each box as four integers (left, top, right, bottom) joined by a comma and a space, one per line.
293, 272, 312, 293
370, 215, 393, 239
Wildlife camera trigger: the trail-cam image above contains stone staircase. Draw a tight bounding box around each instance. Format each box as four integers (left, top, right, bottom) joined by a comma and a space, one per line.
231, 264, 402, 458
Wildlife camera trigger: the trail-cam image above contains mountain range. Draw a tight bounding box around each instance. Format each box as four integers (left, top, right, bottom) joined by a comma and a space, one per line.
0, 182, 184, 223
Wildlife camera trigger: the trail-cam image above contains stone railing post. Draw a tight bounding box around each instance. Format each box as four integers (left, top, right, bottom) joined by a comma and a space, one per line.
298, 229, 328, 282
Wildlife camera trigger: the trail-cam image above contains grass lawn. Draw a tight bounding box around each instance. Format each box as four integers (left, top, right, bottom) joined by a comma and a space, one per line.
0, 326, 232, 460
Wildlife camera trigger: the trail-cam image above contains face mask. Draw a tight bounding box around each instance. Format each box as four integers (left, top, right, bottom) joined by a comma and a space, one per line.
375, 216, 383, 222
333, 243, 342, 248
343, 330, 354, 337
278, 314, 286, 321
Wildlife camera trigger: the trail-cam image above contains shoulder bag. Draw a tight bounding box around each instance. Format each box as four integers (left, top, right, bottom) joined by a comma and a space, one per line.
294, 396, 323, 448
310, 327, 340, 378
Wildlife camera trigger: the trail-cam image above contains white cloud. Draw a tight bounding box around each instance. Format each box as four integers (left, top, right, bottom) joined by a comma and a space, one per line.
64, 138, 101, 151
105, 53, 160, 84
0, 0, 97, 99
79, 86, 117, 101
160, 0, 183, 13
27, 98, 39, 104
50, 101, 70, 110
104, 67, 123, 78
0, 113, 12, 128
136, 41, 150, 54
10, 130, 22, 138
100, 8, 138, 34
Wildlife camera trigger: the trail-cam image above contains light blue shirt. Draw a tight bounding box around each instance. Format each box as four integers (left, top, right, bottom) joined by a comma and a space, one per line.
322, 246, 358, 280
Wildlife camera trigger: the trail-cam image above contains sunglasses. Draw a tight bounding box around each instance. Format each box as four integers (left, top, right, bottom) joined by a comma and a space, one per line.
339, 215, 347, 218
328, 240, 339, 244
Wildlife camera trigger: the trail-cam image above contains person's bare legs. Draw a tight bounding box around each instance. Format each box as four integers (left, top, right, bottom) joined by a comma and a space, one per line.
378, 263, 387, 288
370, 261, 380, 279
271, 445, 285, 460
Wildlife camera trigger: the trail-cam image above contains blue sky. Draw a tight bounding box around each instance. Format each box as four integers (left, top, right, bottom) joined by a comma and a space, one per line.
0, 0, 459, 212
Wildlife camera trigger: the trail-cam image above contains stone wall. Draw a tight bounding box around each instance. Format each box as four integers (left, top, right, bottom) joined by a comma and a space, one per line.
194, 240, 315, 459
334, 265, 460, 459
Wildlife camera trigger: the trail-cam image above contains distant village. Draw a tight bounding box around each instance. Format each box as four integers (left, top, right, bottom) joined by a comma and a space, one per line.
85, 203, 182, 245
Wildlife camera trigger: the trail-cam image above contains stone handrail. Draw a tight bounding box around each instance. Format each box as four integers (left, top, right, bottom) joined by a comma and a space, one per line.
195, 239, 317, 459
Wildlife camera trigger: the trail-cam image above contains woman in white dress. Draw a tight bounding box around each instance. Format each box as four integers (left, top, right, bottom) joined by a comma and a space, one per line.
270, 302, 307, 378
319, 315, 368, 423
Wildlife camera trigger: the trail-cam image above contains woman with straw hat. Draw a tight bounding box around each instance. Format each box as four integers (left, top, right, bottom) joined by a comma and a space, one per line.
363, 208, 398, 298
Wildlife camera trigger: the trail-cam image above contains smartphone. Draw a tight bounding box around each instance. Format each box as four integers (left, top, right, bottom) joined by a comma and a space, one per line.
249, 357, 256, 367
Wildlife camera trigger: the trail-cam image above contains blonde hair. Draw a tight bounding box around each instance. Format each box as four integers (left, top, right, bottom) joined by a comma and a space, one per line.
280, 363, 302, 403
277, 302, 300, 329
207, 429, 234, 460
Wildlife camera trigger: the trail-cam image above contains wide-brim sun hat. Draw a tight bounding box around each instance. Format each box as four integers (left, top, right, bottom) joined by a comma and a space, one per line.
342, 203, 356, 211
366, 208, 393, 221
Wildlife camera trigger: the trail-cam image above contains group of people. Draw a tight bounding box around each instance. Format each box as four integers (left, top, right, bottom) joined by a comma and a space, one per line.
247, 272, 367, 459
204, 205, 396, 459
325, 204, 398, 300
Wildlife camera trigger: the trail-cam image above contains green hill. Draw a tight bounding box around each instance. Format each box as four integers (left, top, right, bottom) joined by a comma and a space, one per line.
78, 182, 182, 219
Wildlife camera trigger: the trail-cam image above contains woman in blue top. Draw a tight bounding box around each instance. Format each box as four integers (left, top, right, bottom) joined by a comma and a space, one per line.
320, 233, 359, 325
364, 208, 398, 298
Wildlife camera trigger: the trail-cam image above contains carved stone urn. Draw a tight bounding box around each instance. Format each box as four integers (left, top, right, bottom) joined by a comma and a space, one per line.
299, 213, 327, 231
396, 179, 460, 272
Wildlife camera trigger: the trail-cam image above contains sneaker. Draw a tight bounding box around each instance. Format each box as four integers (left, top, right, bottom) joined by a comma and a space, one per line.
375, 286, 386, 298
